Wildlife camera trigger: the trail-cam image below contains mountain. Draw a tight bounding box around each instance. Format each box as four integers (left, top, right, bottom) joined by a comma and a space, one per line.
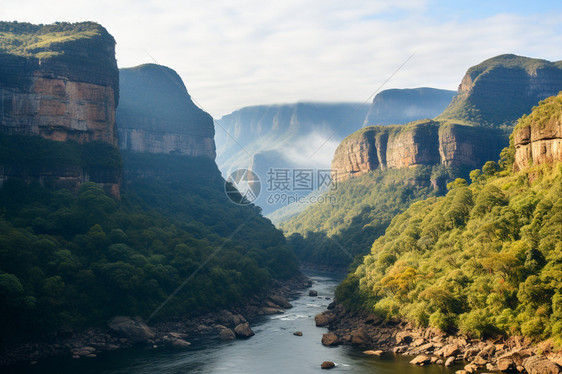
437, 54, 562, 128
0, 22, 299, 349
0, 21, 121, 197
282, 54, 562, 270
216, 89, 457, 216
336, 93, 562, 343
117, 64, 215, 158
363, 87, 456, 126
215, 102, 368, 214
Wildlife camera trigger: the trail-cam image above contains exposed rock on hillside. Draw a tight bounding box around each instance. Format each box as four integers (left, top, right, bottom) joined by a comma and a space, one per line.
332, 120, 505, 182
513, 93, 562, 171
117, 64, 215, 159
0, 22, 121, 197
0, 22, 119, 145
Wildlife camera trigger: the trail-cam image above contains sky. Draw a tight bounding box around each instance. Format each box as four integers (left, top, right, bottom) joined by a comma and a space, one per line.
2, 0, 562, 118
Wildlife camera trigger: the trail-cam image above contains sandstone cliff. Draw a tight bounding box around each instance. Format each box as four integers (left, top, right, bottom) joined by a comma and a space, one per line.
332, 120, 506, 182
0, 22, 119, 145
117, 64, 215, 159
437, 54, 562, 128
0, 22, 121, 197
513, 93, 562, 171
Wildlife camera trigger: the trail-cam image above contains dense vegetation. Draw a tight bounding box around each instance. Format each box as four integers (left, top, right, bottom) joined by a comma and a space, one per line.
336, 97, 562, 342
280, 165, 463, 269
0, 137, 298, 344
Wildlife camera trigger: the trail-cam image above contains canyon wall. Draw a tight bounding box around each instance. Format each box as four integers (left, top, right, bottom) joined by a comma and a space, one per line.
0, 22, 121, 196
513, 94, 562, 172
332, 120, 506, 182
117, 64, 215, 159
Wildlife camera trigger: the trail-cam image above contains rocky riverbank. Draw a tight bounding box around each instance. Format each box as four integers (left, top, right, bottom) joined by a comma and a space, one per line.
316, 302, 562, 374
0, 273, 310, 367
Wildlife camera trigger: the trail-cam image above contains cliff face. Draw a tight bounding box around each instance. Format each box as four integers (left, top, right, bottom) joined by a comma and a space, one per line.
117, 64, 215, 159
0, 22, 121, 196
332, 120, 505, 182
363, 87, 456, 126
437, 54, 562, 128
513, 94, 562, 172
0, 22, 119, 145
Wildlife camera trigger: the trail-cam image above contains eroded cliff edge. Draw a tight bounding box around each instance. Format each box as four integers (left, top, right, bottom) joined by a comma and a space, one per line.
117, 63, 215, 159
332, 120, 505, 182
513, 93, 562, 172
0, 22, 119, 145
0, 22, 121, 197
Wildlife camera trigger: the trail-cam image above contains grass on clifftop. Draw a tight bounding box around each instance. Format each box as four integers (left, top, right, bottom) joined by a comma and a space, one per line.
514, 93, 562, 132
0, 21, 111, 59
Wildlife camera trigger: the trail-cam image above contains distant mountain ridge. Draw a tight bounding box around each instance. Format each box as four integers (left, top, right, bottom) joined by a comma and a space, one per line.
216, 89, 456, 215
363, 87, 456, 126
437, 54, 562, 128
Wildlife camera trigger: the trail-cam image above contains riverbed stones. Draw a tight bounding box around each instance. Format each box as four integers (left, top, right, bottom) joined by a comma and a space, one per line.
350, 328, 370, 346
268, 294, 292, 309
363, 350, 384, 356
171, 338, 191, 348
322, 333, 340, 346
108, 316, 155, 342
234, 322, 254, 338
315, 312, 334, 327
321, 361, 335, 369
445, 356, 456, 367
218, 328, 236, 340
523, 356, 562, 374
410, 354, 431, 365
293, 331, 303, 336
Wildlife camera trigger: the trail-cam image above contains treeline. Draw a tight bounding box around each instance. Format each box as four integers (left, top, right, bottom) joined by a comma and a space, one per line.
0, 136, 299, 344
336, 97, 562, 341
281, 165, 464, 269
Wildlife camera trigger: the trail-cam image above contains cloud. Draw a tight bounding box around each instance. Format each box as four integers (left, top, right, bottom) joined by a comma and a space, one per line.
3, 0, 562, 117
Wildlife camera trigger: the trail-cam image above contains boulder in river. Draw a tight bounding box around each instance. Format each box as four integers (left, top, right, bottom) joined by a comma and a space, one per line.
108, 316, 155, 342
315, 312, 333, 327
322, 333, 340, 346
219, 328, 236, 340
293, 331, 303, 336
523, 356, 561, 374
309, 290, 318, 297
321, 361, 335, 369
234, 322, 255, 338
268, 294, 293, 309
410, 354, 431, 365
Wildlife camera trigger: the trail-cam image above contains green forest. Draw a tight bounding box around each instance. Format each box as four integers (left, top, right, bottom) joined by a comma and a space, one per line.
0, 135, 299, 345
281, 165, 463, 269
336, 95, 562, 342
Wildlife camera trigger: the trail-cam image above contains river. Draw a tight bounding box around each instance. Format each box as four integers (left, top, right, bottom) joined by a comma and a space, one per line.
8, 271, 464, 373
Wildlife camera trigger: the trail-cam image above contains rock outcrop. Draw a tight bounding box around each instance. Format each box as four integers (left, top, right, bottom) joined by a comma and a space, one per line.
0, 22, 119, 145
117, 64, 215, 159
513, 93, 562, 172
437, 54, 562, 128
332, 120, 506, 182
0, 22, 121, 197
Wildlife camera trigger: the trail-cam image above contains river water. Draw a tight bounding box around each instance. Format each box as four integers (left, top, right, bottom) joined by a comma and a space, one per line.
9, 271, 464, 373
